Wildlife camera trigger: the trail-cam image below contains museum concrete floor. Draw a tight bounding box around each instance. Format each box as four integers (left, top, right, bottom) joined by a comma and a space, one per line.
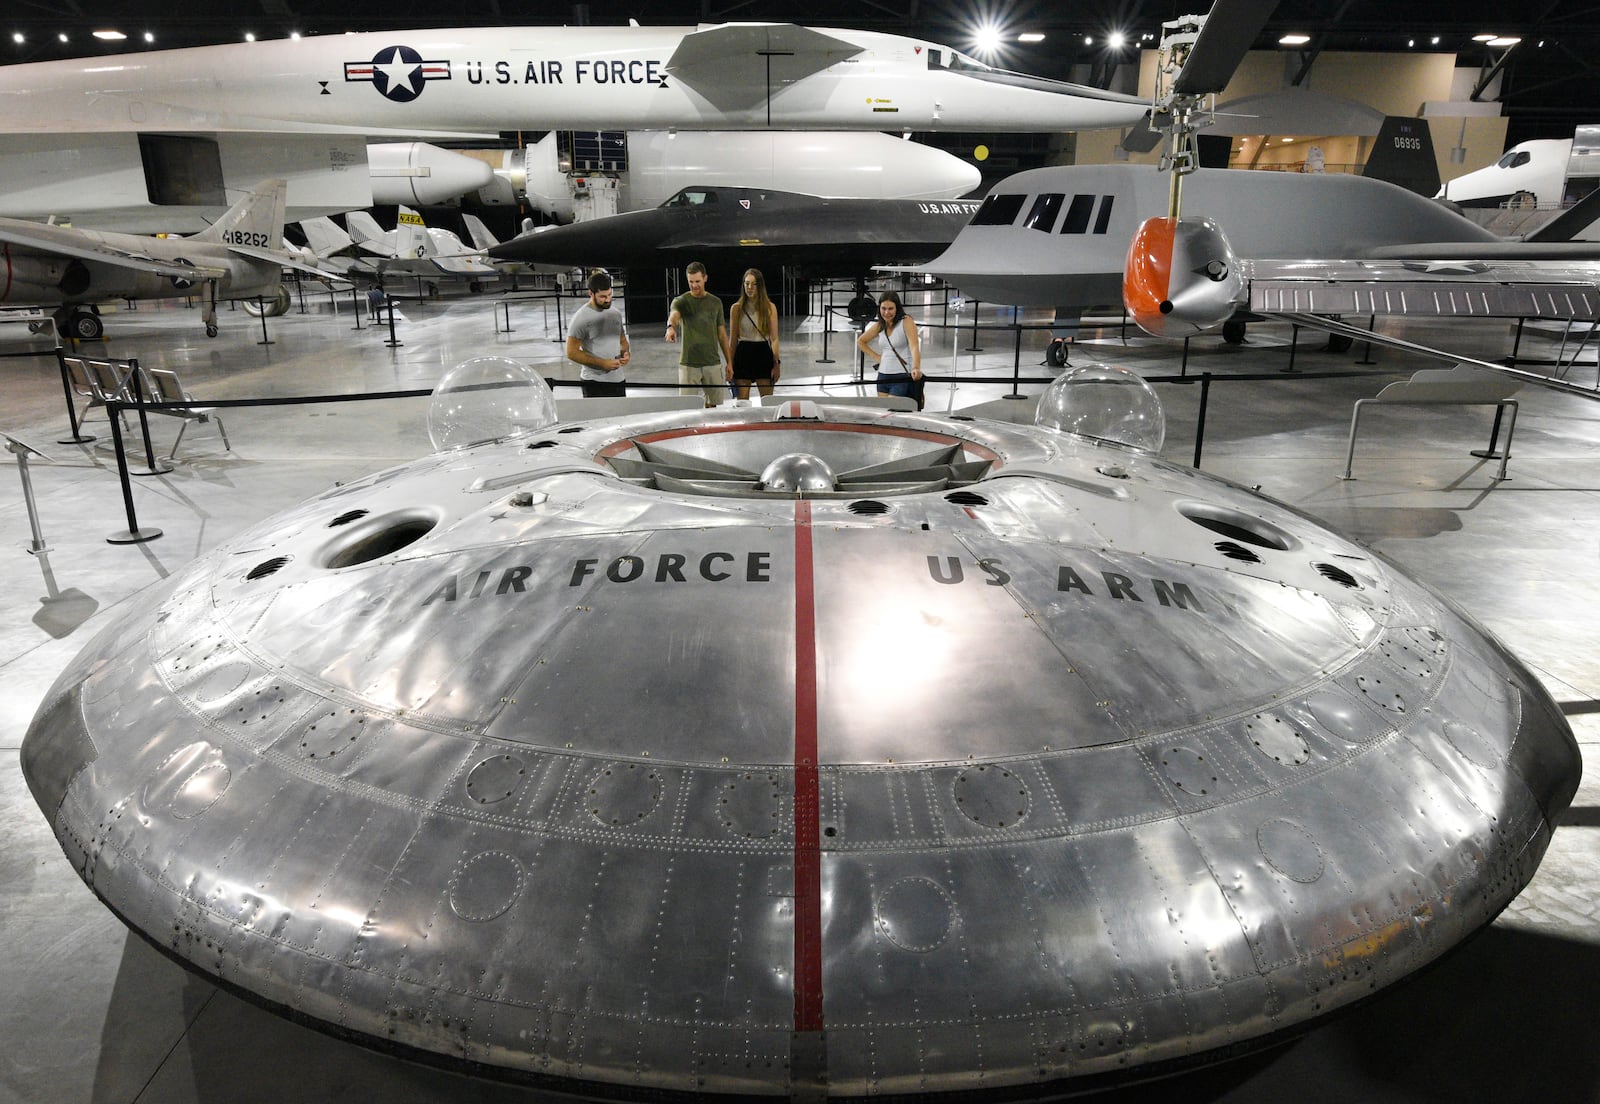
2, 284, 1597, 1104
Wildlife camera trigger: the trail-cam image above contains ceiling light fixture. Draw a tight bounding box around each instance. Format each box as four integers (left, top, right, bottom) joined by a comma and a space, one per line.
1472, 33, 1496, 42
972, 23, 1002, 57
244, 32, 256, 42
1108, 31, 1126, 49
1487, 36, 1521, 47
10, 32, 22, 44
143, 31, 154, 43
1017, 32, 1044, 43
93, 29, 126, 41
58, 32, 68, 42
1083, 35, 1092, 46
1431, 35, 1441, 45
1278, 33, 1310, 46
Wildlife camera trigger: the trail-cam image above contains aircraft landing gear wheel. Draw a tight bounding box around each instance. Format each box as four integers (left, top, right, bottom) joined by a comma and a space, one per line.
68, 309, 103, 341
1325, 332, 1353, 353
1222, 319, 1247, 345
1510, 190, 1537, 210
206, 322, 219, 338
1045, 339, 1071, 367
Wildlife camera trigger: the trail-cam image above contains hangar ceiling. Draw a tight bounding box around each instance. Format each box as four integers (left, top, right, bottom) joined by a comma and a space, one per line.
4, 1, 1597, 145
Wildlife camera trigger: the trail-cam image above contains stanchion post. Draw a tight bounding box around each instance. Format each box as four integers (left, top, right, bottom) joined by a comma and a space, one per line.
1005, 317, 1024, 399
1356, 313, 1377, 365
54, 345, 95, 444
351, 287, 365, 331
255, 297, 275, 346
1471, 405, 1508, 460
817, 283, 835, 364
384, 296, 403, 348
1192, 372, 1212, 469
965, 300, 983, 352
104, 398, 163, 544
1280, 324, 1300, 374
126, 359, 173, 477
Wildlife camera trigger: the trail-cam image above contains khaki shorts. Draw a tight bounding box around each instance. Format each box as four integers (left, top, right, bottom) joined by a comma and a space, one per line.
679, 363, 725, 407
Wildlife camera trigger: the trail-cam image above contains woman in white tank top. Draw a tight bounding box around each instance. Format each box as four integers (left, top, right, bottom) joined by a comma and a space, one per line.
856, 291, 922, 406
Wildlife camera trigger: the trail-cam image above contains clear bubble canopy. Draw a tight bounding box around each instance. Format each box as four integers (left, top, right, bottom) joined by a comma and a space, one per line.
428, 356, 559, 451
1034, 362, 1165, 452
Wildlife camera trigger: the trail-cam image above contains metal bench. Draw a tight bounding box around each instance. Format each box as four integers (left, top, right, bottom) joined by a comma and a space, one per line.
138, 367, 231, 459
61, 355, 132, 433
1343, 364, 1521, 480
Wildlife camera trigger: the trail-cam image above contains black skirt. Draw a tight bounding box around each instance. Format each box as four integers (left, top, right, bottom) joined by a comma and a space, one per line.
732, 340, 775, 381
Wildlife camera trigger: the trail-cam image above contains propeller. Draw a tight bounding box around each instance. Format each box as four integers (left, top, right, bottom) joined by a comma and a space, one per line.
1123, 0, 1278, 337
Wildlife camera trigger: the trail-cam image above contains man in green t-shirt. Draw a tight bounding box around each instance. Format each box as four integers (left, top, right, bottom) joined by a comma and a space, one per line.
665, 261, 731, 408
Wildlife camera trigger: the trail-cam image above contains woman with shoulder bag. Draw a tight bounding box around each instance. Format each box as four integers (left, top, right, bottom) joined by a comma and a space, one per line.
856, 291, 923, 409
728, 268, 781, 401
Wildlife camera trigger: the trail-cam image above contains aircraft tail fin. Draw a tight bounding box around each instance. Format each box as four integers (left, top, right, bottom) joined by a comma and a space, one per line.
1362, 117, 1441, 198
394, 206, 433, 258
1524, 185, 1600, 242
190, 179, 288, 247
462, 213, 500, 250
345, 210, 397, 255
300, 216, 355, 257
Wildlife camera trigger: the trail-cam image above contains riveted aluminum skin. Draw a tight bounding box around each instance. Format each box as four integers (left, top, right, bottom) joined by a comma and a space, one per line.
21, 404, 1581, 1098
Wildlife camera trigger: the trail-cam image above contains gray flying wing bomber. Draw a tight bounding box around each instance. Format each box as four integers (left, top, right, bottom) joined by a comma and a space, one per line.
909, 164, 1525, 310
21, 369, 1581, 1097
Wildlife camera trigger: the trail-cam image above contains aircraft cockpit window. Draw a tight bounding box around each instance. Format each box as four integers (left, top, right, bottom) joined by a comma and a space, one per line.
664, 189, 717, 207
1497, 150, 1532, 169
972, 193, 1027, 226
1512, 151, 1531, 168
929, 49, 998, 74
1023, 193, 1065, 233
1061, 194, 1096, 234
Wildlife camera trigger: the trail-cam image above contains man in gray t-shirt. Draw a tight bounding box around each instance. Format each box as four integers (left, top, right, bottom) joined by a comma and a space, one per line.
566, 271, 630, 398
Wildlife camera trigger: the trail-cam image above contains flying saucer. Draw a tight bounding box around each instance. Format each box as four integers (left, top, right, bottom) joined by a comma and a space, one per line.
22, 369, 1579, 1098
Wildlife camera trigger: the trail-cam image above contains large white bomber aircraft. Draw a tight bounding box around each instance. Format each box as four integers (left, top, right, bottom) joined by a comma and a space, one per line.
0, 24, 1142, 230
0, 25, 1146, 136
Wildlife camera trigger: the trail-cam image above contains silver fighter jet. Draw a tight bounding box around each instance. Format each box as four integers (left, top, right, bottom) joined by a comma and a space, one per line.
22, 371, 1580, 1098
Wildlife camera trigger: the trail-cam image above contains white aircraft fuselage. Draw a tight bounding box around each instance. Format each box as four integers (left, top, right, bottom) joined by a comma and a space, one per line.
516, 131, 982, 222
0, 25, 1128, 232
0, 26, 1144, 137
